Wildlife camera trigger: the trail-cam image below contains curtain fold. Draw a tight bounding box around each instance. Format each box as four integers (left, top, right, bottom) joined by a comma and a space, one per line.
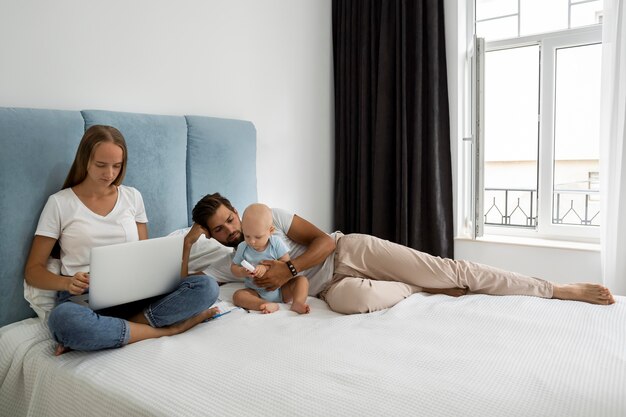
600, 0, 626, 295
332, 0, 454, 257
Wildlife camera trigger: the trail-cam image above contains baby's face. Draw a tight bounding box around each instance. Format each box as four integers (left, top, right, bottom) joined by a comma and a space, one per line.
242, 217, 272, 251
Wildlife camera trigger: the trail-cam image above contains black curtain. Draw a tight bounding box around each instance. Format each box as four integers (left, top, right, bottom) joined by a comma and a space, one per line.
332, 0, 454, 258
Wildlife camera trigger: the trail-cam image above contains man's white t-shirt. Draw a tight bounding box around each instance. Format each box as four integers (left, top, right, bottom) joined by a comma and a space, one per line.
204, 207, 336, 296
35, 185, 148, 277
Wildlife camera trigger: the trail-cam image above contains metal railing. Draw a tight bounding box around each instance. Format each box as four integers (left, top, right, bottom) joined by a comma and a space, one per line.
553, 188, 600, 226
484, 188, 537, 228
484, 188, 599, 227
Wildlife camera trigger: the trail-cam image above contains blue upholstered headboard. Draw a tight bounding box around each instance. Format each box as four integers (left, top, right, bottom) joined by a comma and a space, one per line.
0, 107, 257, 327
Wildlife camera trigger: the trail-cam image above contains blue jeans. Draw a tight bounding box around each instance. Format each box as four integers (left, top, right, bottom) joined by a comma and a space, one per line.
48, 275, 218, 352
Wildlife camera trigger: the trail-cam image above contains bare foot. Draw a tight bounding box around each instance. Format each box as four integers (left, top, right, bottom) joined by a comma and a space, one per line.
54, 344, 71, 356
552, 283, 615, 305
259, 303, 279, 314
291, 301, 310, 314
423, 287, 468, 297
167, 307, 220, 335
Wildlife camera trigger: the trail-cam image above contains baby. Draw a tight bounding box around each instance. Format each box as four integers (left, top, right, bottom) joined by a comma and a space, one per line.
230, 203, 310, 314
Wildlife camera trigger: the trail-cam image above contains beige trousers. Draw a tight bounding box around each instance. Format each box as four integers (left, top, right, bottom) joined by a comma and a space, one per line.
322, 233, 553, 314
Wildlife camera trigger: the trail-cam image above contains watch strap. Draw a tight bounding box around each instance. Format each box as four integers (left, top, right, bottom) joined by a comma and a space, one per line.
285, 260, 298, 277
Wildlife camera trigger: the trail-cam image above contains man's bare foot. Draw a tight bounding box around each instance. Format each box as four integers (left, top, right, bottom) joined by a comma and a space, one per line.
552, 283, 615, 305
423, 287, 468, 297
167, 307, 220, 335
259, 303, 279, 314
291, 301, 310, 314
54, 344, 71, 356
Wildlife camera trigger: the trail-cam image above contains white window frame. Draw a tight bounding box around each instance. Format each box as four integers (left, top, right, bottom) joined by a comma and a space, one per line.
470, 24, 602, 243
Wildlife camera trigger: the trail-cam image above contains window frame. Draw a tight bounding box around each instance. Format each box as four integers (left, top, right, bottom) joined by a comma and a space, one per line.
470, 24, 602, 243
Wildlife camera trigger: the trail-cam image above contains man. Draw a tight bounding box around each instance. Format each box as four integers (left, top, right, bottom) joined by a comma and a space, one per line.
183, 193, 615, 314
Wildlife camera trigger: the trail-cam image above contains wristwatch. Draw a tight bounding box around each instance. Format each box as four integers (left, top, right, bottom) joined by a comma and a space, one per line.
285, 260, 298, 277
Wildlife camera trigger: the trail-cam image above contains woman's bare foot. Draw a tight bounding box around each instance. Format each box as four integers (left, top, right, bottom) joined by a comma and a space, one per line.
423, 287, 468, 297
259, 303, 279, 314
291, 301, 310, 314
166, 307, 220, 335
54, 344, 71, 356
552, 283, 615, 305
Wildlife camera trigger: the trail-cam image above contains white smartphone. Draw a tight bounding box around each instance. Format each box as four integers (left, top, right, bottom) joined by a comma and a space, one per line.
241, 259, 255, 272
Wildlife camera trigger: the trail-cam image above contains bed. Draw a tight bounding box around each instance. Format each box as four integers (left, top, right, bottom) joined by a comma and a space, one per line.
1, 107, 625, 417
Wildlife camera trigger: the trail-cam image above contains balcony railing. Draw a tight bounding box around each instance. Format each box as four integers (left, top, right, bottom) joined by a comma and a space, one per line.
484, 188, 537, 228
553, 188, 600, 226
484, 188, 599, 228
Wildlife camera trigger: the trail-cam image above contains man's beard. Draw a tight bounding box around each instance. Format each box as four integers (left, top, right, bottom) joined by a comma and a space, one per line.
223, 230, 244, 248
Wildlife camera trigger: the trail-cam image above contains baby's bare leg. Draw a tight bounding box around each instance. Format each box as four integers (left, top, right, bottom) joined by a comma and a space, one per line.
233, 288, 279, 314
282, 276, 310, 314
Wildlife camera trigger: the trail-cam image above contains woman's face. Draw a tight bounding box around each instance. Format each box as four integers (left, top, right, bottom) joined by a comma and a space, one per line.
86, 142, 124, 186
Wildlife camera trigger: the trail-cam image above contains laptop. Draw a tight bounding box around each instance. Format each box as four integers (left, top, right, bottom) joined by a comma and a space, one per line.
70, 234, 184, 310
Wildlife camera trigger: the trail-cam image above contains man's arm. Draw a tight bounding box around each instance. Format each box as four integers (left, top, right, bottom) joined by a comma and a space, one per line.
256, 214, 335, 290
181, 223, 208, 278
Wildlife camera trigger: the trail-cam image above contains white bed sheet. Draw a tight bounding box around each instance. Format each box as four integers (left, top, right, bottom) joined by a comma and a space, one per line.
1, 285, 625, 417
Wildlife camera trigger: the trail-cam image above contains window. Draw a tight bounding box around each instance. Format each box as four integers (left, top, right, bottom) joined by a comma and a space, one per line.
475, 0, 604, 40
467, 0, 603, 242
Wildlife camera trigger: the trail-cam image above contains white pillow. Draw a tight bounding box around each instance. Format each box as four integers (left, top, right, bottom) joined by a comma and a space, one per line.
23, 258, 60, 321
168, 227, 232, 273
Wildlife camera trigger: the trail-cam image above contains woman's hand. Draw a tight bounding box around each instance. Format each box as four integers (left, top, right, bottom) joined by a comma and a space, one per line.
67, 272, 90, 295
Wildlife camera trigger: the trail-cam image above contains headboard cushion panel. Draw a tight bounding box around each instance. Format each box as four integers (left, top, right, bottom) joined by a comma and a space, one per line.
185, 115, 257, 221
0, 108, 85, 325
81, 110, 189, 238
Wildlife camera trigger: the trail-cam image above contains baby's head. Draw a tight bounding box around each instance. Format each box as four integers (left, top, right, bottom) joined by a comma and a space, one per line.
241, 203, 274, 251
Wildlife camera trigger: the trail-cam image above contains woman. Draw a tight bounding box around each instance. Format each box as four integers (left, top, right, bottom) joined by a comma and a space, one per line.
25, 125, 219, 355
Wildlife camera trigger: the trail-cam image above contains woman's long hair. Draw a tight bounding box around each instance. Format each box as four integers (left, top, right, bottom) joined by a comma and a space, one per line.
62, 125, 128, 189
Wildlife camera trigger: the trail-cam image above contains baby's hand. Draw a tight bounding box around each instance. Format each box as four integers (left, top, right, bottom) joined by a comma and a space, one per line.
253, 265, 268, 278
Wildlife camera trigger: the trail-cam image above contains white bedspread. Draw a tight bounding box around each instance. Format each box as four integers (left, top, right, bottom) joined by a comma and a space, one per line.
1, 286, 625, 417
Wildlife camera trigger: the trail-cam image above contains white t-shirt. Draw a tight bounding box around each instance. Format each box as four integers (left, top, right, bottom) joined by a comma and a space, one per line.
35, 185, 148, 277
204, 207, 336, 296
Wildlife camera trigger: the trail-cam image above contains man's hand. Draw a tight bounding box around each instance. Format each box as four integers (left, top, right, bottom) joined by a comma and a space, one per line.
185, 223, 209, 247
182, 223, 210, 278
254, 260, 292, 290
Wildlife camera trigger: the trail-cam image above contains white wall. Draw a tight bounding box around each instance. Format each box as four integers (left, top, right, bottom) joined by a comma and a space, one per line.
0, 0, 334, 232
455, 238, 601, 284
444, 0, 602, 284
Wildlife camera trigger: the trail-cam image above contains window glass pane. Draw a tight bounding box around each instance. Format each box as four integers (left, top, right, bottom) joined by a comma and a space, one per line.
521, 0, 569, 36
476, 0, 518, 21
476, 16, 518, 41
553, 43, 601, 226
483, 46, 539, 228
571, 1, 604, 28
